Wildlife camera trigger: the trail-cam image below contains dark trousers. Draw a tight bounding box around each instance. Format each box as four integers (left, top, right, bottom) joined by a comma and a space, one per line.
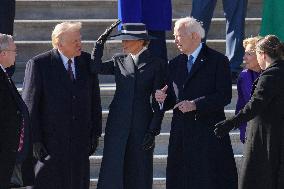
191, 0, 247, 72
0, 0, 16, 35
148, 30, 168, 61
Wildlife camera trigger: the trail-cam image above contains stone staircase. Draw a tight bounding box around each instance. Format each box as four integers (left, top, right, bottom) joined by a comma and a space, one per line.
13, 0, 262, 188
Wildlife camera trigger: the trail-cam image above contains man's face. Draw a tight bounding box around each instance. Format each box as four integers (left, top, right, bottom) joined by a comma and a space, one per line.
174, 24, 195, 54
58, 30, 82, 58
0, 41, 16, 68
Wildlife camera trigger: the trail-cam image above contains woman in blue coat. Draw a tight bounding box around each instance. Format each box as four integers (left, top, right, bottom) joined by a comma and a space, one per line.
91, 22, 166, 189
118, 0, 172, 61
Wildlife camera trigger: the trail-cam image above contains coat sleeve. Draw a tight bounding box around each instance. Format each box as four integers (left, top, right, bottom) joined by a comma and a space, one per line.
90, 43, 115, 75
195, 56, 232, 112
162, 60, 178, 111
148, 58, 167, 135
90, 70, 102, 138
232, 69, 280, 125
22, 59, 43, 143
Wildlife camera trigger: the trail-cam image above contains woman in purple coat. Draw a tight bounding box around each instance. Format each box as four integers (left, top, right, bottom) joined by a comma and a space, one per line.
118, 0, 172, 61
236, 37, 261, 143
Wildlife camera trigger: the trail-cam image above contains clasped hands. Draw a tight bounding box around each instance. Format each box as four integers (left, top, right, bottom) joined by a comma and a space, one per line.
155, 85, 196, 113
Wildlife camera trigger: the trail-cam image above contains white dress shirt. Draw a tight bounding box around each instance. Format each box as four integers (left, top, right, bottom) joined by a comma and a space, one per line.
58, 50, 76, 79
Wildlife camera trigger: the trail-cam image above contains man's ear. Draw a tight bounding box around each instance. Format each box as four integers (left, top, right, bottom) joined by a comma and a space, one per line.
192, 32, 200, 40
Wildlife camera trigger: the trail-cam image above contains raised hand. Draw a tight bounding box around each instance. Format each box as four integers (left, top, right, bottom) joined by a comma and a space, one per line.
155, 85, 168, 103
96, 20, 121, 45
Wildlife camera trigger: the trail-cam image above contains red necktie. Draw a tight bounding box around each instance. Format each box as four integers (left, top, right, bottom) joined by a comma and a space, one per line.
18, 119, 25, 152
67, 59, 75, 82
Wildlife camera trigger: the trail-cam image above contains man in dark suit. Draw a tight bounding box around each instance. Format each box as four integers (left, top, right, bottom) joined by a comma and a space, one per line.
0, 0, 16, 35
22, 22, 102, 189
155, 17, 238, 189
0, 34, 33, 188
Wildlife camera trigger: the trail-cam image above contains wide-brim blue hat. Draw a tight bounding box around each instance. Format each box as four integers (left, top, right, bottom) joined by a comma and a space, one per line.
110, 23, 156, 40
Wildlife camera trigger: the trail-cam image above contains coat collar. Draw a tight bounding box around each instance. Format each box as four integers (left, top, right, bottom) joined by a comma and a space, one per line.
135, 49, 152, 70
51, 49, 83, 90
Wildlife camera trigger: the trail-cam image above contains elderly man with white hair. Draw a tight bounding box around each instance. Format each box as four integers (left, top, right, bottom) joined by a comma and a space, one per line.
22, 22, 102, 189
155, 17, 238, 189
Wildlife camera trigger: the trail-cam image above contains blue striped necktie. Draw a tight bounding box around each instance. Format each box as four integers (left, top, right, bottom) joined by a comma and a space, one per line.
187, 55, 194, 74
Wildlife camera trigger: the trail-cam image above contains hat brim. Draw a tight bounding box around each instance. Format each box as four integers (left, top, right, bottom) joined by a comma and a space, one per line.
110, 33, 156, 40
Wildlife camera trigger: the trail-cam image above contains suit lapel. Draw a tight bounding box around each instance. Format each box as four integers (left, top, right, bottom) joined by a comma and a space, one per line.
184, 45, 207, 85
0, 68, 22, 109
74, 55, 86, 87
51, 49, 73, 91
136, 49, 151, 70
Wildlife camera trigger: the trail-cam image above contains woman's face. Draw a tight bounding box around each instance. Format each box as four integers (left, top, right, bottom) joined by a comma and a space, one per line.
243, 44, 261, 72
122, 40, 144, 54
256, 49, 266, 70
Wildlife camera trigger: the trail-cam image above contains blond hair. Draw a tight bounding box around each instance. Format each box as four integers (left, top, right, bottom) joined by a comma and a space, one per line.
174, 17, 205, 39
51, 22, 82, 48
243, 36, 262, 51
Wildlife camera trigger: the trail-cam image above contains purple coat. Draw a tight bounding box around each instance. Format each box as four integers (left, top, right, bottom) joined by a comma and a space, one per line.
235, 69, 260, 143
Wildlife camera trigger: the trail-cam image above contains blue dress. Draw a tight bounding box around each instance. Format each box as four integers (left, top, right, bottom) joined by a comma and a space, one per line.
118, 0, 172, 30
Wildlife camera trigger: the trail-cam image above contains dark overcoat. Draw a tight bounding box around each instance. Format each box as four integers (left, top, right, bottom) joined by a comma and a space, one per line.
91, 47, 165, 189
0, 67, 33, 188
164, 44, 238, 189
231, 60, 284, 189
22, 49, 102, 189
0, 0, 15, 35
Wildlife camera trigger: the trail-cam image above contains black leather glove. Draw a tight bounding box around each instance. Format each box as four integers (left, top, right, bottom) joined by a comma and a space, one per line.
214, 119, 236, 138
89, 136, 99, 156
96, 19, 121, 45
33, 142, 48, 161
92, 20, 121, 61
142, 132, 155, 151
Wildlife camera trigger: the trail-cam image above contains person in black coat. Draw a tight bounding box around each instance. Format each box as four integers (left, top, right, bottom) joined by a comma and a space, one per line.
21, 22, 102, 189
0, 34, 34, 188
215, 35, 284, 189
91, 22, 166, 189
155, 17, 237, 189
0, 0, 15, 35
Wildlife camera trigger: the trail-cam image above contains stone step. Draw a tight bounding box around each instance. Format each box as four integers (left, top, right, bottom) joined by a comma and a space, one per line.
93, 132, 244, 157
15, 0, 262, 20
16, 84, 238, 111
89, 155, 244, 182
13, 154, 244, 189
13, 40, 225, 70
13, 18, 261, 41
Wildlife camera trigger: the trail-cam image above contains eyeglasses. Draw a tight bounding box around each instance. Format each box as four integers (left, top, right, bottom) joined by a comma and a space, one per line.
0, 49, 17, 55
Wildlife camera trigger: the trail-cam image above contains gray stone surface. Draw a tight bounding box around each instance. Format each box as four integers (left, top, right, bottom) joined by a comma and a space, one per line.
13, 18, 261, 41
